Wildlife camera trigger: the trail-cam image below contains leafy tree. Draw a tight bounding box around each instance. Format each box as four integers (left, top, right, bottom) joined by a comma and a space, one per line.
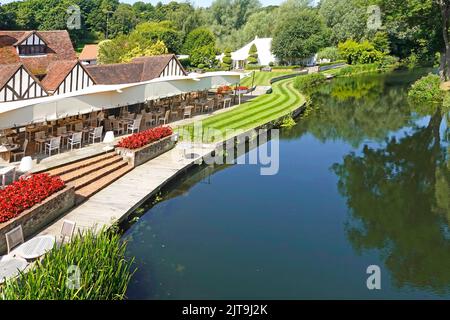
182, 27, 216, 55
318, 0, 369, 44
131, 21, 183, 54
190, 45, 217, 68
338, 39, 384, 65
241, 9, 276, 43
108, 3, 138, 38
317, 46, 341, 62
120, 40, 168, 62
0, 3, 17, 29
247, 43, 258, 65
272, 9, 330, 65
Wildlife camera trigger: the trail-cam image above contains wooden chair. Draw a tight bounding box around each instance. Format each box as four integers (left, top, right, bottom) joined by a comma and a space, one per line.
112, 121, 124, 135
11, 139, 28, 161
34, 131, 46, 153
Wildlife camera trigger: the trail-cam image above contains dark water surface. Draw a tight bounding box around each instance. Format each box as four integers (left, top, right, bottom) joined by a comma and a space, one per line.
124, 69, 450, 299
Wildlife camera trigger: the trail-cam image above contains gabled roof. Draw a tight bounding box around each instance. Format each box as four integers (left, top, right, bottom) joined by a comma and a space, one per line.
13, 30, 48, 46
86, 63, 144, 85
132, 54, 187, 81
0, 63, 22, 90
86, 54, 186, 85
41, 60, 79, 92
0, 30, 76, 75
79, 44, 98, 61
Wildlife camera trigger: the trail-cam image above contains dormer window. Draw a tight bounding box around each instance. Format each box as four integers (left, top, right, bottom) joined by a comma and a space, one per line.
18, 44, 46, 55
15, 31, 47, 56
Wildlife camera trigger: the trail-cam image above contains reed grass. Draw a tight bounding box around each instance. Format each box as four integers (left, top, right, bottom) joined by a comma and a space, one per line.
0, 228, 135, 300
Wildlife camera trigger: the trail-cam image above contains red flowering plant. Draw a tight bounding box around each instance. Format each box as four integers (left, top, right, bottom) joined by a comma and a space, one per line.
234, 86, 249, 91
116, 126, 173, 150
0, 173, 65, 223
217, 85, 232, 94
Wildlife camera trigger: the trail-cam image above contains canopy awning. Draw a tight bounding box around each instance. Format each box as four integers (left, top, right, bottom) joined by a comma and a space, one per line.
0, 71, 242, 130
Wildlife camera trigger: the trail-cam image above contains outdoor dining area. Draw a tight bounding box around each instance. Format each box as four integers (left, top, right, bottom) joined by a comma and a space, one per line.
0, 88, 235, 165
0, 220, 76, 284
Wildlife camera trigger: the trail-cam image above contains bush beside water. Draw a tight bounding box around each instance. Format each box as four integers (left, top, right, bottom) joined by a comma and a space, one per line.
0, 228, 135, 300
294, 73, 327, 91
408, 74, 443, 105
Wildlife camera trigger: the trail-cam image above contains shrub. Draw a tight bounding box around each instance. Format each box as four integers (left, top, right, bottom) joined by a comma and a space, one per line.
221, 48, 232, 70
247, 43, 258, 65
0, 228, 135, 300
117, 126, 173, 149
294, 73, 326, 91
0, 174, 65, 223
408, 73, 443, 105
317, 46, 341, 62
338, 39, 384, 65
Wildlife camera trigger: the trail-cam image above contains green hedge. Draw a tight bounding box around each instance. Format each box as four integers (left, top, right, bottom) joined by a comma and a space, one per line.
293, 73, 327, 91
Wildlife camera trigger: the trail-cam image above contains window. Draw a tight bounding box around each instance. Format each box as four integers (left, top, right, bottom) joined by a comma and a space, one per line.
18, 45, 46, 55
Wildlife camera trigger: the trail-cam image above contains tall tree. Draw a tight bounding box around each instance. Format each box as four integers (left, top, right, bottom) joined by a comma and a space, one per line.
272, 9, 330, 64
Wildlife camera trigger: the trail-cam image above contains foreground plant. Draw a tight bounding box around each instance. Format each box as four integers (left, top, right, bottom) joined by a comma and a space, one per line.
0, 228, 135, 300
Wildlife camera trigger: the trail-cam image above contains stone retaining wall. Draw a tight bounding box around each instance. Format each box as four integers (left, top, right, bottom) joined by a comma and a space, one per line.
0, 185, 75, 254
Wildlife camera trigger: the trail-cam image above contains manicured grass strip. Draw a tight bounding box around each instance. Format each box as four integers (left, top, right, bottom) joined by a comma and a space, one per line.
240, 70, 296, 86
177, 78, 305, 142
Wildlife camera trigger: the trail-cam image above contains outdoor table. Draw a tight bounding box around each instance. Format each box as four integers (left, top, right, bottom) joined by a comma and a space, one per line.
0, 144, 19, 162
0, 256, 28, 283
0, 165, 16, 188
15, 235, 56, 260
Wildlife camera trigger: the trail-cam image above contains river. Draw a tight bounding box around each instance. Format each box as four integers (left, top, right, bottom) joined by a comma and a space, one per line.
123, 69, 450, 299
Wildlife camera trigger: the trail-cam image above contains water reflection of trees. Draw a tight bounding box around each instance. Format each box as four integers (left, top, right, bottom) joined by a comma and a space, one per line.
332, 105, 450, 293
282, 72, 423, 147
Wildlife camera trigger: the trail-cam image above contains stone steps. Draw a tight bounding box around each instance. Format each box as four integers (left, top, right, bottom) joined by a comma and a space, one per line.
43, 151, 133, 205
75, 164, 133, 204
45, 152, 117, 177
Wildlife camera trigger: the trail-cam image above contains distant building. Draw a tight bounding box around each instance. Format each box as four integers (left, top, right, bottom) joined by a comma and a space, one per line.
220, 36, 317, 69
79, 44, 98, 65
230, 37, 276, 69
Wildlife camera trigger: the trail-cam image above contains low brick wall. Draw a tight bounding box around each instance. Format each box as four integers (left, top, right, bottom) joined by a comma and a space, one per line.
0, 185, 75, 254
116, 134, 176, 168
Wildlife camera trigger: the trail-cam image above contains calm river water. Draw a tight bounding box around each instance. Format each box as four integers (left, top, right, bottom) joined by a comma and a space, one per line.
124, 69, 450, 299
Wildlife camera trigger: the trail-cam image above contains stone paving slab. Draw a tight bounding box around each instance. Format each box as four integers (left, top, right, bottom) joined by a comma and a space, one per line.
38, 145, 213, 238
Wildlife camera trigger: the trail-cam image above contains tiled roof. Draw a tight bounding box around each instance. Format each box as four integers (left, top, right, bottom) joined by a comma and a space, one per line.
0, 63, 22, 89
133, 54, 187, 81
79, 44, 98, 61
86, 63, 144, 85
41, 60, 78, 92
0, 30, 76, 75
86, 54, 186, 85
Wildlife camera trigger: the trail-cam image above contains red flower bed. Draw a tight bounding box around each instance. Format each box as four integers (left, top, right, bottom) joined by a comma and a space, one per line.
234, 86, 249, 91
117, 126, 173, 150
0, 173, 65, 223
217, 85, 232, 94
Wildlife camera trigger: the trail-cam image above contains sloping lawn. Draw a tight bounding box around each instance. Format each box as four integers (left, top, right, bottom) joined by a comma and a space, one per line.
177, 78, 305, 142
240, 70, 296, 86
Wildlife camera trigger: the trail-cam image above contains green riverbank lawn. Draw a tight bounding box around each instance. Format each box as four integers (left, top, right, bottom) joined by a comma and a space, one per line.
240, 70, 296, 86
178, 78, 305, 142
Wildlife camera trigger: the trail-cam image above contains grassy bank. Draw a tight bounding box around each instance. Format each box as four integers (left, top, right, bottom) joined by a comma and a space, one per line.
240, 70, 296, 86
0, 228, 135, 300
178, 77, 305, 142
